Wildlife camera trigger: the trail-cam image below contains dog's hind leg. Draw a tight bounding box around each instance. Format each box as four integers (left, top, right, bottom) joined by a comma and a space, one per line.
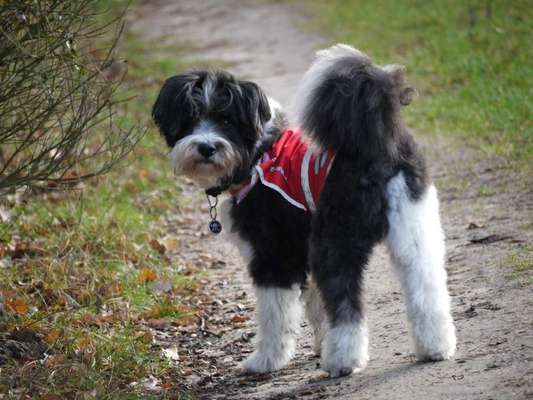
385, 172, 456, 361
241, 284, 303, 373
310, 160, 389, 377
302, 276, 327, 355
310, 235, 371, 377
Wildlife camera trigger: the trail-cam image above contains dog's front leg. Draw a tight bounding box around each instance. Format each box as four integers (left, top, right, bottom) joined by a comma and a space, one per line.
241, 284, 302, 373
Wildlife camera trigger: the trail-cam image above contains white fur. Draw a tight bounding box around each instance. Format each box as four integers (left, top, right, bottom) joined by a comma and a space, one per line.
263, 97, 283, 133
169, 121, 240, 189
242, 284, 303, 373
321, 318, 369, 377
292, 44, 369, 127
202, 75, 215, 108
301, 277, 327, 355
267, 97, 282, 118
385, 172, 456, 361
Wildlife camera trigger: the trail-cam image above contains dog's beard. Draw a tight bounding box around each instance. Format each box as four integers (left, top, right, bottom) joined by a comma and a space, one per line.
170, 130, 242, 189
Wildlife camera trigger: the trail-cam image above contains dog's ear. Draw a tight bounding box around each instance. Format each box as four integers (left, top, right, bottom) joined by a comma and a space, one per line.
238, 80, 271, 130
152, 73, 198, 147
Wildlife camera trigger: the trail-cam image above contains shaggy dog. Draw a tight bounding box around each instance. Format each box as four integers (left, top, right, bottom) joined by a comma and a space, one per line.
152, 44, 456, 377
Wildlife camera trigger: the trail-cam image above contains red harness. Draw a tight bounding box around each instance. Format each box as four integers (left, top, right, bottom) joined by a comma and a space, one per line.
231, 128, 336, 212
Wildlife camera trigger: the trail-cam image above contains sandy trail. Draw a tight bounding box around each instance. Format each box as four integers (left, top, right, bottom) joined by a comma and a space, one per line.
129, 1, 532, 399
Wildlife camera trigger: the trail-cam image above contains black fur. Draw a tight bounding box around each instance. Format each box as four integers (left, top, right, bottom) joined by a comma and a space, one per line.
297, 51, 429, 328
230, 184, 311, 288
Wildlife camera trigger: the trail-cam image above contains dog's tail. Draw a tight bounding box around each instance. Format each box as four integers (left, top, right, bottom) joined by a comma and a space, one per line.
293, 44, 414, 163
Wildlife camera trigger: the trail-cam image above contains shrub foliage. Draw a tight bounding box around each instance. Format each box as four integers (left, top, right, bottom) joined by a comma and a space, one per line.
0, 0, 141, 194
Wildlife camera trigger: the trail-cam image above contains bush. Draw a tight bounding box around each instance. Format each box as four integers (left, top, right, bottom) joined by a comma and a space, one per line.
0, 0, 142, 195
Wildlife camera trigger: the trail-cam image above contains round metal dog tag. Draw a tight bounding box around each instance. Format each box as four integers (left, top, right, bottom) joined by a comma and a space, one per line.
209, 219, 222, 234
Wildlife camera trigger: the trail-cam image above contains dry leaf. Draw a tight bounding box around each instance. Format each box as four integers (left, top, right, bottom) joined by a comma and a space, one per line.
125, 253, 139, 264
5, 298, 29, 314
138, 267, 157, 283
149, 239, 166, 254
134, 330, 153, 344
125, 181, 140, 193
45, 354, 65, 368
231, 315, 247, 323
161, 237, 180, 251
97, 281, 123, 297
11, 242, 44, 259
46, 329, 61, 344
138, 169, 151, 178
147, 318, 169, 330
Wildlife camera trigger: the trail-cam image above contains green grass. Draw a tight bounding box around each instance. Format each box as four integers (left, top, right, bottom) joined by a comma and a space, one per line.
500, 245, 533, 286
307, 0, 532, 163
0, 5, 196, 399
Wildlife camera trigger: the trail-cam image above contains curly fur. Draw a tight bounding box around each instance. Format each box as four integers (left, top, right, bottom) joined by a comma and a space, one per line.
152, 45, 456, 377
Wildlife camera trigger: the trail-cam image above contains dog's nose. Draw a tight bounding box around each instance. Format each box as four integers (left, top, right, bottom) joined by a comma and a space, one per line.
197, 143, 216, 158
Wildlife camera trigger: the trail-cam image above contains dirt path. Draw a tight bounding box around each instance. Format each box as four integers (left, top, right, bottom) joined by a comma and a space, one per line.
129, 1, 532, 399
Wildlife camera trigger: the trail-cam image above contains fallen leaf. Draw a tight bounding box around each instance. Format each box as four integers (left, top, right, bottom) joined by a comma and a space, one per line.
161, 237, 180, 251
46, 329, 62, 344
138, 267, 157, 283
5, 298, 29, 314
45, 354, 65, 368
134, 330, 153, 343
149, 239, 166, 254
125, 253, 139, 264
138, 169, 151, 178
231, 315, 247, 323
147, 318, 169, 330
125, 181, 140, 193
11, 242, 45, 259
97, 281, 123, 297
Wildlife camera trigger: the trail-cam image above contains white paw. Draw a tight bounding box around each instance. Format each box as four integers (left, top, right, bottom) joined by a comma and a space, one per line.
240, 350, 291, 374
321, 347, 368, 378
321, 323, 369, 378
413, 317, 456, 362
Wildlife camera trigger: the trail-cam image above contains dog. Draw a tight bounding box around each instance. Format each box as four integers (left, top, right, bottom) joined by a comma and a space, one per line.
152, 44, 456, 377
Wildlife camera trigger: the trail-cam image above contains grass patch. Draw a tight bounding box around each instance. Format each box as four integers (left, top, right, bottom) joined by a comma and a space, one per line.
306, 0, 532, 163
500, 245, 533, 286
0, 4, 197, 399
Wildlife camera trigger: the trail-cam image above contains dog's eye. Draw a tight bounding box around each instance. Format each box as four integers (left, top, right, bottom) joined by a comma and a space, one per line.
222, 119, 231, 126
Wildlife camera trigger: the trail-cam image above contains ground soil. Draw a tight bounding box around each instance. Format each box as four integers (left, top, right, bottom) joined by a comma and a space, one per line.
129, 1, 532, 399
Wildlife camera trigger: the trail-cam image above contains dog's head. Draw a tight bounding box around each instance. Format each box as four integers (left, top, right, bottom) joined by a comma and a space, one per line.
152, 70, 272, 189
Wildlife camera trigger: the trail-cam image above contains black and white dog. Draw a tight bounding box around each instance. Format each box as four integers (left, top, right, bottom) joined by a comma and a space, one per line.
152, 44, 456, 377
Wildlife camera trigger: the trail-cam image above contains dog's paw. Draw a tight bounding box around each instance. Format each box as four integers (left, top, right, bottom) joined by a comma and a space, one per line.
240, 350, 290, 374
321, 349, 367, 378
321, 340, 368, 378
413, 317, 456, 362
321, 322, 369, 378
325, 365, 356, 378
415, 335, 456, 362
